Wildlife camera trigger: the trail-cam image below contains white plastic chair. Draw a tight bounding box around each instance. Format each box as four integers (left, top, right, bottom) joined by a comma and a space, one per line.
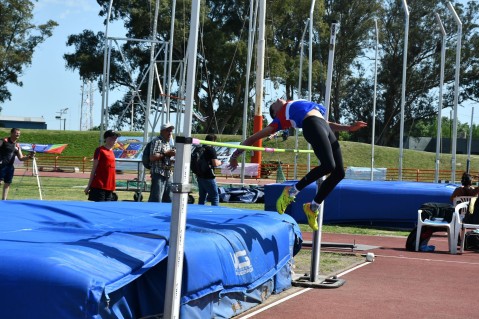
452, 196, 477, 253
452, 196, 475, 210
453, 196, 479, 253
415, 203, 459, 254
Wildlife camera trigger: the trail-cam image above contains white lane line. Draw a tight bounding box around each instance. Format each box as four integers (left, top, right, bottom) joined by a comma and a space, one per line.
373, 253, 479, 265
238, 262, 373, 318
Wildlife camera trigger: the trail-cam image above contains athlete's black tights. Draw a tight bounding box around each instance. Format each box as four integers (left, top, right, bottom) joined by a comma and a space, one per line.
295, 116, 345, 204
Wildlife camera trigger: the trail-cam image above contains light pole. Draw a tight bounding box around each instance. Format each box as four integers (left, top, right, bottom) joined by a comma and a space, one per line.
55, 108, 69, 130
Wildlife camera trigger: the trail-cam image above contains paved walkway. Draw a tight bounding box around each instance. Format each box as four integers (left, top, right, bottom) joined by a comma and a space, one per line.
237, 232, 479, 318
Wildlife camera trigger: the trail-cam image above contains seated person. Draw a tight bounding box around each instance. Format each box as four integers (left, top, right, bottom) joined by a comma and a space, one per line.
450, 172, 479, 203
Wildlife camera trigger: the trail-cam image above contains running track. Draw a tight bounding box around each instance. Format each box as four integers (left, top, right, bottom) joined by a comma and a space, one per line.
237, 232, 479, 319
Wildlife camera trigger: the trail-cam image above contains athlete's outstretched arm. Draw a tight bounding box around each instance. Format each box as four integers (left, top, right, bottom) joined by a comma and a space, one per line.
228, 126, 276, 170
328, 121, 367, 132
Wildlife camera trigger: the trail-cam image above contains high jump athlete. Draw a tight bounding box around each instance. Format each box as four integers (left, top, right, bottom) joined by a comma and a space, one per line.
228, 99, 366, 230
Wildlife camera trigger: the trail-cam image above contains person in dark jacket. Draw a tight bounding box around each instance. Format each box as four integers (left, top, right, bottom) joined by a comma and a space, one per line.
196, 134, 222, 206
0, 128, 34, 200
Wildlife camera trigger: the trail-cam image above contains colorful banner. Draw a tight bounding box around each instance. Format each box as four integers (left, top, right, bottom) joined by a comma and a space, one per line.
19, 143, 68, 154
113, 136, 145, 159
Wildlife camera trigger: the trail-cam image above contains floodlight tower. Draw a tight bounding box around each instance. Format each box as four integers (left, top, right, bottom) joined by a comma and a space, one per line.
80, 81, 94, 131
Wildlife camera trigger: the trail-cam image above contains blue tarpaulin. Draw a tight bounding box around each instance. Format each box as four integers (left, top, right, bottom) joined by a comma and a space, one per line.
0, 200, 302, 318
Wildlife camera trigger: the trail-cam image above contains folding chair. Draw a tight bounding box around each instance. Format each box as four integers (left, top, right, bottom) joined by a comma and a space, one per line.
453, 197, 479, 253
453, 196, 475, 245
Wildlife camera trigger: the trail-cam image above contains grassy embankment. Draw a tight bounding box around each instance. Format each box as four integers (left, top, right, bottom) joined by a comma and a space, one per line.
2, 127, 479, 171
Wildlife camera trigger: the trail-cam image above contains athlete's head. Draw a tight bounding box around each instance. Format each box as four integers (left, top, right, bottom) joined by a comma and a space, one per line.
269, 99, 285, 118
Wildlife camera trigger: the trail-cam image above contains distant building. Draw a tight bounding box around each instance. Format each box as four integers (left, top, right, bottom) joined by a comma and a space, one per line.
0, 116, 47, 130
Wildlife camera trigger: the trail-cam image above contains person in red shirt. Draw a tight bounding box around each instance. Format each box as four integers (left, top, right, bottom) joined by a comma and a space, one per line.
84, 130, 120, 201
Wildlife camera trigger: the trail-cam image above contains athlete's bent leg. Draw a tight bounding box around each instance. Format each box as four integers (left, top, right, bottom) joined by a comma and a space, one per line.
295, 117, 337, 192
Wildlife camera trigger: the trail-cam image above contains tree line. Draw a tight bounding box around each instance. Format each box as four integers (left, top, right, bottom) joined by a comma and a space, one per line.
1, 1, 479, 148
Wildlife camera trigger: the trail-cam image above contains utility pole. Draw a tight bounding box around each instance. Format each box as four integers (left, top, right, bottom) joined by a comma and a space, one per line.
55, 108, 69, 131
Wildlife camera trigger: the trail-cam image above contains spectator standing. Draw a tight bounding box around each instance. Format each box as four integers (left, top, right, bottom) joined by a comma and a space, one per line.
84, 130, 120, 201
0, 128, 34, 200
148, 122, 176, 202
196, 134, 222, 206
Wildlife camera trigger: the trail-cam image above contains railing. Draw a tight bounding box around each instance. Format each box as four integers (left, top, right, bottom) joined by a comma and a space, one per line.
22, 155, 90, 173
229, 163, 475, 183
18, 155, 475, 183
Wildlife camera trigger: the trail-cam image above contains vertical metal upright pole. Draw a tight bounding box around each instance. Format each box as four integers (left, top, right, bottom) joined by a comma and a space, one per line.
80, 82, 85, 131
434, 13, 446, 183
467, 107, 474, 173
295, 19, 309, 180
166, 0, 177, 119
370, 19, 378, 181
447, 1, 462, 183
306, 2, 315, 173
142, 0, 160, 144
241, 0, 257, 184
100, 0, 114, 141
163, 1, 201, 318
310, 20, 337, 283
399, 0, 409, 181
251, 0, 265, 165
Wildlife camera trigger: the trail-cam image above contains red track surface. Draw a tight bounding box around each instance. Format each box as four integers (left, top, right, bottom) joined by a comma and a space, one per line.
237, 232, 479, 319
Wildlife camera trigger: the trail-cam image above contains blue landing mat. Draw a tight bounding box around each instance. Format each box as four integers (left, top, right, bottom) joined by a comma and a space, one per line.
0, 200, 302, 319
265, 180, 457, 227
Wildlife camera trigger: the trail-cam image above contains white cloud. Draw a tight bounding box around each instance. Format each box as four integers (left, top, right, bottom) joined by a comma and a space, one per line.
35, 0, 99, 21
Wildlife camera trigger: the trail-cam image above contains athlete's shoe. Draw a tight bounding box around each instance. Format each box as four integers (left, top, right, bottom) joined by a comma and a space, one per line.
303, 203, 319, 231
276, 186, 295, 214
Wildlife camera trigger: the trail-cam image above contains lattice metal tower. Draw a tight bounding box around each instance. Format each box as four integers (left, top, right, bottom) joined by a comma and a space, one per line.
80, 81, 94, 131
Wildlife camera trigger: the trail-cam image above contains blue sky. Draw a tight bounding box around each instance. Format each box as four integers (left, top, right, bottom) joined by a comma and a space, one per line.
2, 0, 121, 131
1, 1, 476, 131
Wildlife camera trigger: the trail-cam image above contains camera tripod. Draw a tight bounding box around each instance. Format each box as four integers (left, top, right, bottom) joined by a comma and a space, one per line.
31, 155, 43, 200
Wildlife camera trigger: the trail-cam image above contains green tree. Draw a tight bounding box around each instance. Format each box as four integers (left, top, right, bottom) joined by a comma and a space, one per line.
343, 0, 479, 147
65, 0, 253, 133
62, 0, 479, 146
0, 0, 57, 108
322, 0, 381, 125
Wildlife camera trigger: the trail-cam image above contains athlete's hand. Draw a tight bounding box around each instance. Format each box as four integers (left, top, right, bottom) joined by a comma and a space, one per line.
227, 158, 238, 171
349, 121, 367, 132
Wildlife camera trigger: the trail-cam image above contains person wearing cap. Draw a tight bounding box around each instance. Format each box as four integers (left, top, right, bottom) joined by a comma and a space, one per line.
84, 129, 120, 201
148, 122, 176, 202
